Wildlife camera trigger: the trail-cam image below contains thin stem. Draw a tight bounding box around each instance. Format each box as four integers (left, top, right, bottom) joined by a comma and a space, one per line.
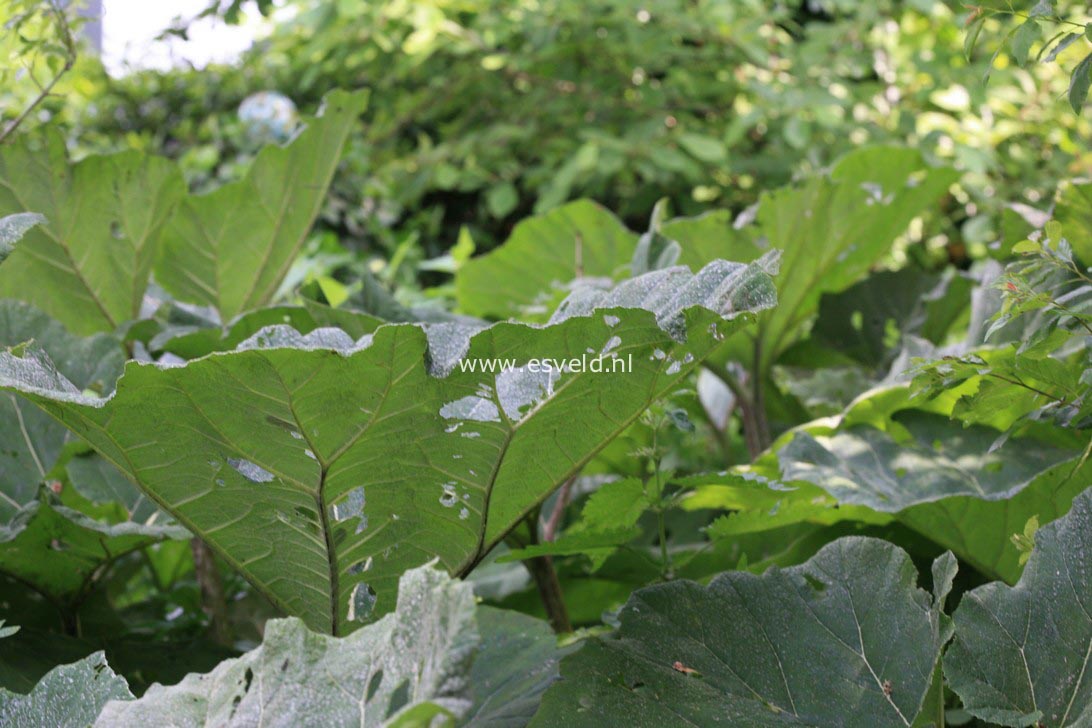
0, 0, 77, 144
648, 424, 673, 580
751, 338, 771, 451
519, 515, 571, 633
990, 8, 1088, 31
542, 476, 575, 543
984, 371, 1066, 403
1069, 436, 1092, 481
704, 363, 763, 460
191, 538, 231, 646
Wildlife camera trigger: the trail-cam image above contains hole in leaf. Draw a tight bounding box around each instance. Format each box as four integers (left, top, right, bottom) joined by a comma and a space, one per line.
227, 458, 275, 483
348, 582, 377, 622
386, 680, 410, 719
366, 670, 384, 701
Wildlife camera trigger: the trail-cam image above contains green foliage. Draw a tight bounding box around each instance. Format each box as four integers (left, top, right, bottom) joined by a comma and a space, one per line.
0, 0, 1089, 720
967, 2, 1092, 112
97, 564, 477, 726
532, 539, 956, 726
0, 133, 184, 334
155, 90, 367, 322
36, 0, 1090, 269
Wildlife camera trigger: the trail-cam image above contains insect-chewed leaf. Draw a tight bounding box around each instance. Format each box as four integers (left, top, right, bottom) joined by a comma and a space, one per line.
0, 651, 132, 728
95, 563, 477, 727
0, 257, 776, 634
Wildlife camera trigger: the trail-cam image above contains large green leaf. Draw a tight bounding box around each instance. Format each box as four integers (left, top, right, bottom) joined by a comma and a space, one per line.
809, 267, 971, 370
456, 199, 638, 319
778, 411, 1086, 581
455, 147, 954, 370
731, 146, 958, 373
0, 651, 133, 728
0, 301, 124, 521
96, 563, 477, 727
154, 89, 368, 321
530, 538, 956, 727
0, 257, 776, 634
945, 486, 1092, 727
0, 134, 185, 335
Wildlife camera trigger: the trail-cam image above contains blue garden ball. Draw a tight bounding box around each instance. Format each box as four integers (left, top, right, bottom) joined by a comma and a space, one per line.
238, 91, 299, 144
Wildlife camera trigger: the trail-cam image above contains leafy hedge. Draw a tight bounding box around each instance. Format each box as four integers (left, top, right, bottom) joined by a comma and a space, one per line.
25, 0, 1089, 273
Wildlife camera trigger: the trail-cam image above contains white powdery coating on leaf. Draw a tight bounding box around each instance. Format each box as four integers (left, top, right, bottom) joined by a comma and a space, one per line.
95, 563, 478, 728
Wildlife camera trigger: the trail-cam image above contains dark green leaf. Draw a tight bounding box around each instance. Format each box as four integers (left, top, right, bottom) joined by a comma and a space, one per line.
1068, 51, 1092, 113
945, 486, 1092, 727
531, 538, 954, 727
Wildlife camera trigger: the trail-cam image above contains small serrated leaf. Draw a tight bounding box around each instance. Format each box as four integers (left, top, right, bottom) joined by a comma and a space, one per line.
965, 15, 987, 60
1069, 50, 1092, 113
1011, 19, 1041, 67
1042, 31, 1082, 63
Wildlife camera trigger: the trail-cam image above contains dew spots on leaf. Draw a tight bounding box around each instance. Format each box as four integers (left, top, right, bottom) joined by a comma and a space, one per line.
459, 507, 470, 520
604, 314, 621, 327
227, 458, 275, 483
347, 582, 377, 622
